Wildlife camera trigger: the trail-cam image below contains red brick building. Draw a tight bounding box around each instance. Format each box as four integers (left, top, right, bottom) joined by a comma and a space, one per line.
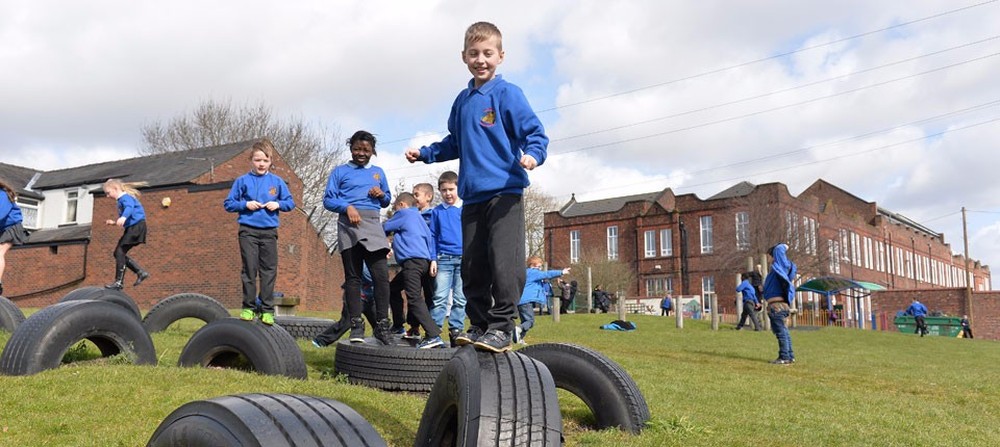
2, 140, 343, 311
544, 179, 991, 317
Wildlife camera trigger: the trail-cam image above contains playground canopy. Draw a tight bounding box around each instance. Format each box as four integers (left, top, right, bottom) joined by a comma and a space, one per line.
797, 277, 886, 296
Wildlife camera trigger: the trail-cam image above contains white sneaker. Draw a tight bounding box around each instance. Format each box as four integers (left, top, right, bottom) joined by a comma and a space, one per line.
514, 326, 523, 344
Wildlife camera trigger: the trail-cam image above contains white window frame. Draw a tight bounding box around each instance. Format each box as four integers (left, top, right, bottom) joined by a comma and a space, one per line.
701, 276, 715, 313
700, 216, 713, 254
660, 229, 672, 256
569, 230, 580, 264
735, 211, 750, 251
643, 230, 656, 258
64, 190, 80, 224
607, 226, 619, 260
16, 197, 40, 230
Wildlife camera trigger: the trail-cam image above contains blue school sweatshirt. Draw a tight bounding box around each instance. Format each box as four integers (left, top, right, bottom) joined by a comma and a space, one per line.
520, 268, 565, 305
736, 279, 759, 304
223, 171, 295, 229
117, 194, 146, 227
417, 75, 548, 205
0, 193, 23, 229
429, 202, 462, 258
383, 207, 432, 263
323, 162, 392, 213
762, 244, 797, 304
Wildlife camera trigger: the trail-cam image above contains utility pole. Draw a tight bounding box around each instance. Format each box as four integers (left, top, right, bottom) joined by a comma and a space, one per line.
962, 207, 973, 323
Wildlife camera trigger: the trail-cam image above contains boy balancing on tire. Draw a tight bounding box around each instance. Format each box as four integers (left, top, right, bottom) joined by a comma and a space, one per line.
102, 179, 151, 291
405, 21, 549, 353
223, 139, 295, 326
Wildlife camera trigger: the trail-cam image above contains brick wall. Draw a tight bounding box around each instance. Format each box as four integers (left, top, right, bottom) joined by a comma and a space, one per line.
872, 288, 1000, 340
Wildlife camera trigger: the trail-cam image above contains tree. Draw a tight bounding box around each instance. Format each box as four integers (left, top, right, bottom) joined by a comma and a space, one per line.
575, 246, 635, 310
140, 99, 347, 247
524, 187, 558, 259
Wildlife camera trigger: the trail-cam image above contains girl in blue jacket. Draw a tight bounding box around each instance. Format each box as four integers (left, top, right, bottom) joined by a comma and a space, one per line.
103, 178, 151, 291
0, 180, 30, 297
516, 256, 569, 344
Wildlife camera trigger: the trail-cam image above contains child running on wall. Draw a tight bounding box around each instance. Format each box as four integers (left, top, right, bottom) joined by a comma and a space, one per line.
384, 192, 443, 348
516, 256, 569, 345
102, 178, 151, 291
222, 139, 295, 325
428, 171, 466, 346
0, 180, 31, 297
404, 21, 549, 353
323, 130, 394, 345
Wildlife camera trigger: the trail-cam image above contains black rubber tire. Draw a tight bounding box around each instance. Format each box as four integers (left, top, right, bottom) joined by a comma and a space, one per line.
142, 293, 230, 332
147, 393, 388, 447
0, 296, 26, 333
274, 316, 337, 340
59, 287, 141, 320
414, 346, 563, 447
518, 342, 650, 433
0, 300, 157, 376
333, 339, 458, 392
178, 318, 307, 379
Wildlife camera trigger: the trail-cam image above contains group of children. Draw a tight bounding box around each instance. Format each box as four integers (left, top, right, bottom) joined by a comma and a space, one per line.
1, 21, 546, 355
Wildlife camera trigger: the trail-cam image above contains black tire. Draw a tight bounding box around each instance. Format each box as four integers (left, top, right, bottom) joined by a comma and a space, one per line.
0, 296, 26, 333
333, 339, 458, 392
415, 346, 563, 447
0, 300, 157, 376
274, 316, 337, 340
142, 293, 230, 332
518, 342, 650, 433
59, 287, 141, 320
178, 318, 307, 379
147, 393, 388, 447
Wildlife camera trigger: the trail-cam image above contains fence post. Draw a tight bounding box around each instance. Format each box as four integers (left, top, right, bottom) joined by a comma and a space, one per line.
675, 296, 683, 329
711, 295, 719, 331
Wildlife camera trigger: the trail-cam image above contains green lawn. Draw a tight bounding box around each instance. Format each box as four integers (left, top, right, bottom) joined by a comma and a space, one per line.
0, 310, 997, 446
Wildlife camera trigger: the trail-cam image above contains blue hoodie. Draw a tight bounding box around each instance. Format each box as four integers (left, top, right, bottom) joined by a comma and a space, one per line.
417, 75, 548, 205
383, 207, 432, 263
762, 243, 797, 305
223, 171, 295, 229
906, 301, 928, 318
519, 267, 565, 305
736, 279, 759, 304
0, 193, 23, 230
117, 194, 146, 227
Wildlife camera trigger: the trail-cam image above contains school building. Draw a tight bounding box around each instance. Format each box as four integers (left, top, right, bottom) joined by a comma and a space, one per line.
1, 140, 343, 311
543, 179, 996, 337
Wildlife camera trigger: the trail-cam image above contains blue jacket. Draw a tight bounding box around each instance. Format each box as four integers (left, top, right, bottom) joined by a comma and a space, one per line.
906, 301, 928, 318
429, 202, 462, 258
383, 207, 432, 263
223, 171, 295, 228
0, 193, 23, 230
661, 296, 672, 309
323, 162, 391, 213
116, 194, 146, 227
736, 279, 759, 304
762, 243, 797, 305
417, 75, 548, 205
519, 267, 565, 305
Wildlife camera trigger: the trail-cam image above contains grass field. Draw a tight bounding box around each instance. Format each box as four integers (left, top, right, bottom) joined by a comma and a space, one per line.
0, 309, 998, 447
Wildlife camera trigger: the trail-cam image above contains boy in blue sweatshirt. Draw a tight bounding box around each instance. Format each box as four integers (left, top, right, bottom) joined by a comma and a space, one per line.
405, 21, 549, 353
763, 244, 797, 364
517, 256, 569, 345
223, 139, 296, 325
384, 192, 443, 349
429, 171, 466, 346
735, 272, 762, 331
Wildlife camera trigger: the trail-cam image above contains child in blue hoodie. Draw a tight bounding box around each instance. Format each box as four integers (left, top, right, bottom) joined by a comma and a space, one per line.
516, 256, 569, 345
763, 243, 797, 364
384, 192, 442, 349
324, 130, 393, 345
223, 139, 295, 325
0, 180, 30, 297
103, 178, 151, 291
735, 272, 762, 331
404, 21, 549, 353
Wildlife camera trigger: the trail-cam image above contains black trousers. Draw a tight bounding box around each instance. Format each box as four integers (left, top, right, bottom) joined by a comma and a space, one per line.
238, 225, 278, 313
736, 302, 762, 330
462, 194, 525, 333
391, 258, 440, 338
341, 245, 390, 322
113, 221, 147, 273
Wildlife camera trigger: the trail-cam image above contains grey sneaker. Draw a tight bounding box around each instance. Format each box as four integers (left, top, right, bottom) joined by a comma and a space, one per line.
472, 329, 512, 353
769, 358, 793, 365
348, 318, 366, 343
417, 336, 445, 349
454, 327, 484, 346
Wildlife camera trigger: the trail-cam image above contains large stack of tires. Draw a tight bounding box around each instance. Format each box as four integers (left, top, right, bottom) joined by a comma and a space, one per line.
0, 286, 650, 446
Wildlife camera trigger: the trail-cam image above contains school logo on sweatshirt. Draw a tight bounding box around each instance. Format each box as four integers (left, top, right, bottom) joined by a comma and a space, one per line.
480, 108, 496, 127
373, 172, 381, 182
268, 186, 277, 196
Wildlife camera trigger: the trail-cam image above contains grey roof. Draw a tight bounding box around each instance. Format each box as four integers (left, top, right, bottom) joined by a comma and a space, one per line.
707, 181, 756, 200
31, 139, 258, 190
0, 162, 44, 199
24, 224, 91, 244
560, 191, 663, 218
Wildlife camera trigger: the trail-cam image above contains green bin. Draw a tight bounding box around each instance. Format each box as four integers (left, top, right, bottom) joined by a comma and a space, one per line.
893, 315, 962, 337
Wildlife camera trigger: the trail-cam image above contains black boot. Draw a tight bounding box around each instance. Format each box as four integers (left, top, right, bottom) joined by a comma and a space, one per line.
373, 318, 393, 346
125, 258, 150, 287
348, 317, 366, 343
105, 266, 126, 290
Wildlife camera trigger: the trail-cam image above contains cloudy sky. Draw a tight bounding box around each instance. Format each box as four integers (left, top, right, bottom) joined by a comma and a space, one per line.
3, 0, 999, 284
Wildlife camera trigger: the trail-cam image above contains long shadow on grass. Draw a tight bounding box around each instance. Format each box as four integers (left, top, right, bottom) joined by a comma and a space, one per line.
686, 349, 767, 363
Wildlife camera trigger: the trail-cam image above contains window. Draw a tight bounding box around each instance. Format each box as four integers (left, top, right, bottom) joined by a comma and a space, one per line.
700, 216, 713, 254
803, 216, 817, 254
735, 212, 750, 251
17, 198, 40, 229
786, 211, 800, 250
876, 241, 885, 272
645, 277, 673, 297
65, 190, 79, 224
701, 276, 715, 312
644, 230, 656, 258
827, 239, 841, 274
660, 229, 672, 256
864, 237, 873, 270
607, 226, 619, 260
569, 230, 580, 264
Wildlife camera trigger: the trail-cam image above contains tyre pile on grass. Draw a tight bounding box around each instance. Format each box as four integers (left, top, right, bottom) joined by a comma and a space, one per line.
0, 286, 651, 446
